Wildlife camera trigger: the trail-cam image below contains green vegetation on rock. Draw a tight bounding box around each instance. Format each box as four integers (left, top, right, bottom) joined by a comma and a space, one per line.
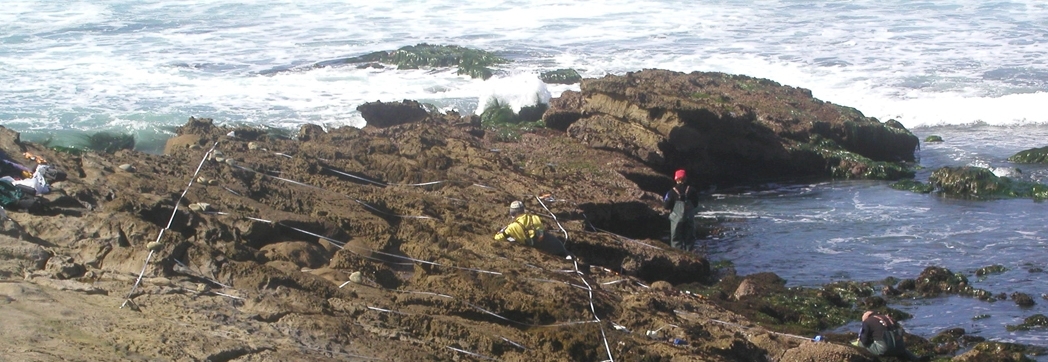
965, 341, 1047, 360
1008, 146, 1048, 163
540, 69, 582, 84
929, 166, 1048, 200
791, 135, 915, 180
82, 132, 135, 153
1006, 314, 1048, 332
479, 100, 547, 142
890, 179, 934, 193
924, 135, 944, 142
975, 265, 1007, 277
345, 43, 509, 80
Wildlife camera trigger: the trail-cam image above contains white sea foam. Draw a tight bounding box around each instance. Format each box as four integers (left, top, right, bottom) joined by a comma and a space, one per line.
2, 0, 1048, 144
474, 74, 551, 115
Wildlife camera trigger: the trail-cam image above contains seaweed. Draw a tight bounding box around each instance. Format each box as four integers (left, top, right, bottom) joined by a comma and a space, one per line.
343, 43, 510, 80
81, 132, 135, 153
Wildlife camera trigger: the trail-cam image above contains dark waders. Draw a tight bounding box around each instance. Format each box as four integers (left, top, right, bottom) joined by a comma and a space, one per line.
869, 328, 920, 361
669, 199, 694, 251
535, 233, 568, 256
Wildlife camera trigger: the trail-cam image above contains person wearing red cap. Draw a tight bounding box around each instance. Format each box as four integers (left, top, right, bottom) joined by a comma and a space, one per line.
663, 169, 698, 250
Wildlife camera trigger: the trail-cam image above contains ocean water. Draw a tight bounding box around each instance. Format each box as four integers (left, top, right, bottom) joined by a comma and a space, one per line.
3, 0, 1048, 354
705, 122, 1048, 352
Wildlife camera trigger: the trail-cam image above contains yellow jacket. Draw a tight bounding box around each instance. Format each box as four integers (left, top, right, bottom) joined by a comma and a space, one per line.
494, 213, 545, 245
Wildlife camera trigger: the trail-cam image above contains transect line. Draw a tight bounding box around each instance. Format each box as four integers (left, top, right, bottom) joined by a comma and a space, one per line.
228, 163, 434, 219
222, 147, 676, 360
120, 141, 219, 309
362, 291, 598, 328
446, 346, 498, 361
571, 257, 615, 362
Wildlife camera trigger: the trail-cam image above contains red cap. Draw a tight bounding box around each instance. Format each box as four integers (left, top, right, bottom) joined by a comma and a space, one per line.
674, 169, 686, 181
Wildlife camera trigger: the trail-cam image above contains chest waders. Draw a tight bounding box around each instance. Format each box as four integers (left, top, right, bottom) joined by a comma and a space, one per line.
867, 316, 916, 359
669, 187, 694, 251
869, 327, 904, 356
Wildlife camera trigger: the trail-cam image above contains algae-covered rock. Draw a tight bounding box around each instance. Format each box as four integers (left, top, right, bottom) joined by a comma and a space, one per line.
890, 179, 934, 193
345, 43, 509, 80
974, 264, 1006, 277
82, 131, 135, 153
792, 134, 915, 180
1008, 146, 1048, 163
1011, 292, 1036, 307
540, 68, 582, 84
953, 341, 1042, 362
924, 135, 944, 142
929, 166, 1048, 200
1006, 314, 1048, 331
914, 266, 994, 300
929, 328, 985, 355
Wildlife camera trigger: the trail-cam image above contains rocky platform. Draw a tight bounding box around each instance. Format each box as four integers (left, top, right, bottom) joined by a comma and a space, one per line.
3, 70, 1020, 361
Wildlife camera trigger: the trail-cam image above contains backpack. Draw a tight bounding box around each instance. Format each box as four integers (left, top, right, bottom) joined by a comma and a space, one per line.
0, 179, 23, 209
872, 315, 905, 351
0, 179, 44, 214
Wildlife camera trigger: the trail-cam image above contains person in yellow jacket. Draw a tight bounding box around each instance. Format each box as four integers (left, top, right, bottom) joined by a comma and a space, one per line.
494, 200, 569, 256
494, 201, 545, 246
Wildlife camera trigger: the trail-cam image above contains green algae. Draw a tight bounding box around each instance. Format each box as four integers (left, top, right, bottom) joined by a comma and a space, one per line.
924, 135, 944, 143
1006, 314, 1048, 332
890, 179, 934, 193
479, 100, 547, 142
974, 265, 1007, 277
1008, 146, 1048, 164
82, 132, 135, 153
791, 140, 915, 180
344, 43, 509, 80
540, 69, 582, 84
929, 166, 1048, 200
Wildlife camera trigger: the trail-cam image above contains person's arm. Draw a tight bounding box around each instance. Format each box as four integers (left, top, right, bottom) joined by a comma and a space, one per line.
494, 226, 509, 241
663, 188, 678, 209
858, 320, 874, 346
497, 222, 526, 243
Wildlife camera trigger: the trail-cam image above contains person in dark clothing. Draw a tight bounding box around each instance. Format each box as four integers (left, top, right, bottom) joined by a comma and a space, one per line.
857, 311, 923, 361
663, 169, 699, 251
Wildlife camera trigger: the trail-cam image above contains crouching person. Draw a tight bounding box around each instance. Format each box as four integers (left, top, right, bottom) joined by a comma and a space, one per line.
857, 311, 926, 361
494, 201, 567, 256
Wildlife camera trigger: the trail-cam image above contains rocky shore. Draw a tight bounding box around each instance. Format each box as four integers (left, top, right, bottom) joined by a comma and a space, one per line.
0, 69, 1039, 361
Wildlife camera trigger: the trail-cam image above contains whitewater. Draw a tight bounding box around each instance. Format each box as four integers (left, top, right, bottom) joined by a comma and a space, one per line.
3, 0, 1048, 356
2, 0, 1048, 151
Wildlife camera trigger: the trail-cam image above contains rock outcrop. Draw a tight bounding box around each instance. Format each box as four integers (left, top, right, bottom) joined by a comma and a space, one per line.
545, 69, 918, 188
